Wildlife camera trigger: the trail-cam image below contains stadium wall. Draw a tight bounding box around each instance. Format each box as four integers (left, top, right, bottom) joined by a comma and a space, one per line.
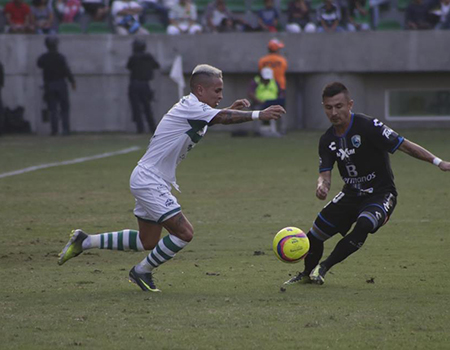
1, 32, 450, 135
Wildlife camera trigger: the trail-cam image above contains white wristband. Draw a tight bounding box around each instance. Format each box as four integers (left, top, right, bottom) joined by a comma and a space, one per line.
251, 111, 260, 120
433, 157, 442, 167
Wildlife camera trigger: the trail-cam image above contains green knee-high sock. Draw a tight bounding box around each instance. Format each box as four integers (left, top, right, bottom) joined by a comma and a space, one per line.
82, 230, 145, 251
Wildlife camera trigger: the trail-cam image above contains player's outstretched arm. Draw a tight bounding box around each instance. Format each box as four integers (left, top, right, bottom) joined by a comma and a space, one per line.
209, 105, 286, 125
316, 171, 331, 200
399, 139, 450, 171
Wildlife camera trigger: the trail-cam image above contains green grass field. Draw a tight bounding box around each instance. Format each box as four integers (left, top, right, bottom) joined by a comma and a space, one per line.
0, 131, 449, 350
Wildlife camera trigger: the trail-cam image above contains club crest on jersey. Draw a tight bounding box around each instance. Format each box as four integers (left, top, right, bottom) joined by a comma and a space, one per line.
351, 135, 361, 148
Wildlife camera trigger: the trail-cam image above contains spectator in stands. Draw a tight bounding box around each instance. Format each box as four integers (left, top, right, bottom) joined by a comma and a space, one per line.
204, 0, 234, 32
81, 0, 109, 21
347, 0, 371, 31
137, 0, 169, 27
55, 0, 82, 23
30, 0, 56, 34
429, 0, 450, 29
316, 0, 345, 32
112, 0, 150, 35
166, 0, 202, 35
258, 39, 288, 94
3, 0, 33, 33
285, 0, 316, 33
405, 0, 433, 29
256, 0, 279, 32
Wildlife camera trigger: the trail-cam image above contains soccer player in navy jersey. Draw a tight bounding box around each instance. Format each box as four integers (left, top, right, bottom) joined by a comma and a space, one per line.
285, 82, 450, 285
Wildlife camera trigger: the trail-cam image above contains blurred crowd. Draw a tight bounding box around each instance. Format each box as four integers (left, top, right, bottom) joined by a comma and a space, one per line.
1, 0, 450, 35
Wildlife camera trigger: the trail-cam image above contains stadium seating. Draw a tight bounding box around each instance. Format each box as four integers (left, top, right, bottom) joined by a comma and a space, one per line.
377, 19, 403, 30
196, 0, 247, 13
58, 22, 83, 34
0, 0, 9, 9
195, 0, 210, 13
250, 0, 266, 11
86, 22, 112, 34
227, 0, 248, 12
397, 0, 409, 11
143, 22, 166, 33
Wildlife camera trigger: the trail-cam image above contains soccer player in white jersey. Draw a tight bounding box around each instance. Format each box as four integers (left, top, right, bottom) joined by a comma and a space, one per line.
58, 64, 286, 292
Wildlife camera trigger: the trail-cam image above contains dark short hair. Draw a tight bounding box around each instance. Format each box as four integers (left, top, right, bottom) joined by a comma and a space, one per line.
132, 38, 146, 53
45, 36, 59, 51
322, 82, 350, 99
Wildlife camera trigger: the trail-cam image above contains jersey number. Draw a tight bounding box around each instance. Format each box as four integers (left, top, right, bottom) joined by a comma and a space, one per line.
332, 192, 345, 203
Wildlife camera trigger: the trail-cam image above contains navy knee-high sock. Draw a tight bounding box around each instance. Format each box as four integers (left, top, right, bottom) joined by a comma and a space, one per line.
303, 231, 324, 275
321, 217, 373, 271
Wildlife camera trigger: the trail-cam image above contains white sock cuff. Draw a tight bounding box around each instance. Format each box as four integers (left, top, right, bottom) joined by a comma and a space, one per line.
168, 234, 189, 248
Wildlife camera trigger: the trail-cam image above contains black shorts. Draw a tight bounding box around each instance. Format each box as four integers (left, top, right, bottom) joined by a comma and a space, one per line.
310, 191, 397, 241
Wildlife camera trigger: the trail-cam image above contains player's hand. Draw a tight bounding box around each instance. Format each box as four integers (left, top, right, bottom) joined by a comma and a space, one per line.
259, 105, 286, 121
438, 160, 450, 171
316, 184, 329, 200
71, 82, 77, 91
229, 99, 250, 110
316, 175, 331, 200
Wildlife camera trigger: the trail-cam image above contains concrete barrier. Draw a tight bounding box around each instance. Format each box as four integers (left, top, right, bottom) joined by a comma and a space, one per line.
1, 31, 450, 134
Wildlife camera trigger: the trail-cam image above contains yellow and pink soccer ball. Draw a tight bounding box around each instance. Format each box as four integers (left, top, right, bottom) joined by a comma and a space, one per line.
273, 227, 310, 263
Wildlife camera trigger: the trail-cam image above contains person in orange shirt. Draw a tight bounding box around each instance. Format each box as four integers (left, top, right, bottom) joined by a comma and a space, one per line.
258, 39, 288, 93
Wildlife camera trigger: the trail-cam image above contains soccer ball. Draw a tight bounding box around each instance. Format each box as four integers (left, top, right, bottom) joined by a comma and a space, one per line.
273, 227, 309, 263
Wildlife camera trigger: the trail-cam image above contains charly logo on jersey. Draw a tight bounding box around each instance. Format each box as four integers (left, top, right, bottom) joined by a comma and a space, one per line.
351, 135, 361, 148
373, 119, 384, 127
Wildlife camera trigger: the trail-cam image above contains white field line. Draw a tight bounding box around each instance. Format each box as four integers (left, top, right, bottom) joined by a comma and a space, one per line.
0, 146, 141, 179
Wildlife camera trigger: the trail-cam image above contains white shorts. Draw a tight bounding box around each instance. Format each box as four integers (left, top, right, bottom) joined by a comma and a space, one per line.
130, 165, 181, 224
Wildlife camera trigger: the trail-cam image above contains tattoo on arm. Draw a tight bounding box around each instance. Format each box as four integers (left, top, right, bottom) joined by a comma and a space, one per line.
210, 110, 252, 125
400, 139, 434, 162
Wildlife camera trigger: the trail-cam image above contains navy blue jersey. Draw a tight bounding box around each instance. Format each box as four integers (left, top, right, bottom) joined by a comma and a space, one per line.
318, 113, 404, 196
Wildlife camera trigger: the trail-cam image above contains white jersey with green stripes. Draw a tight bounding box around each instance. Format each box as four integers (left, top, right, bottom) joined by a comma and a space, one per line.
137, 93, 220, 190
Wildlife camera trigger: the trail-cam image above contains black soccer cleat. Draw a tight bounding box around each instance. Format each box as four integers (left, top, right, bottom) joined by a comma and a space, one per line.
284, 272, 312, 285
129, 267, 161, 292
309, 264, 328, 285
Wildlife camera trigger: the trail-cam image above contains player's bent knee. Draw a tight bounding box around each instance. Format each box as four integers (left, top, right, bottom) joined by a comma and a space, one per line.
357, 212, 380, 233
178, 223, 194, 242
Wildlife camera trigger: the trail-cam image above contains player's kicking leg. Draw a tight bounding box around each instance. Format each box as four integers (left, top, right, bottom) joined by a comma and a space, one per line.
284, 232, 325, 285
58, 229, 88, 265
284, 271, 311, 285
58, 228, 149, 266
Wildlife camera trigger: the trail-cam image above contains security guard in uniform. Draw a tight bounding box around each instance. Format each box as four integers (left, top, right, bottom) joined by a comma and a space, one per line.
0, 60, 4, 135
37, 36, 76, 136
126, 38, 160, 134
